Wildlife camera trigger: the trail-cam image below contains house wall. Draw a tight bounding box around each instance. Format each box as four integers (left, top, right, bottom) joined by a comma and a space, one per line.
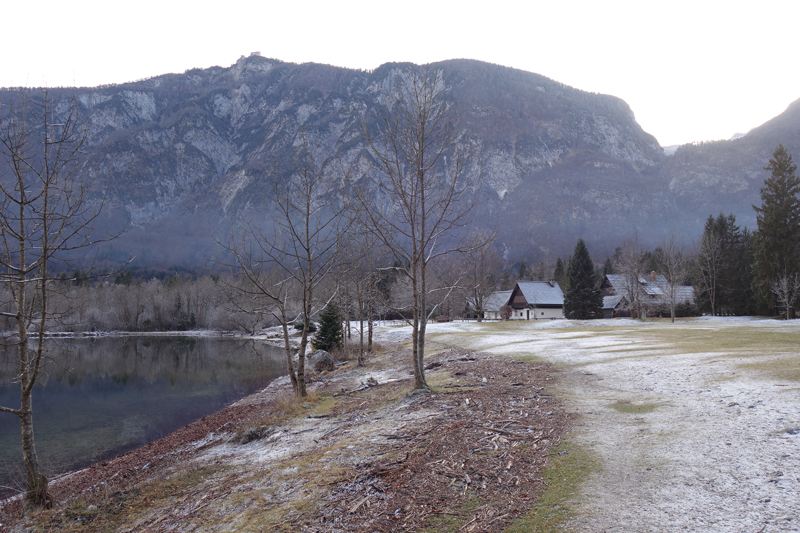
508, 307, 563, 320
536, 307, 564, 319
509, 308, 528, 320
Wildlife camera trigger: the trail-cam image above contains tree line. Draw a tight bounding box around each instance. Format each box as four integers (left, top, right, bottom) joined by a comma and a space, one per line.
508, 144, 800, 321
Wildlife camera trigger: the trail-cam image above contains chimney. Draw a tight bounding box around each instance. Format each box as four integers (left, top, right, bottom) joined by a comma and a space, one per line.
650, 271, 656, 282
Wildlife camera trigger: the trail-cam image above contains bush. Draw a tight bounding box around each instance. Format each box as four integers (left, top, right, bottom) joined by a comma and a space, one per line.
293, 320, 317, 332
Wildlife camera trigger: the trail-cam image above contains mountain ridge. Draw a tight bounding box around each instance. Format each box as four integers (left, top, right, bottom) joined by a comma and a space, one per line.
1, 56, 793, 268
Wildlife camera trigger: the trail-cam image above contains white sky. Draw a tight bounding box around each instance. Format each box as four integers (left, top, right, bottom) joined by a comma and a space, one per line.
4, 0, 799, 147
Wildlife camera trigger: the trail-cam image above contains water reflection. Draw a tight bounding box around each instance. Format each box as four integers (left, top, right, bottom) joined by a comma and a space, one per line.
0, 336, 285, 496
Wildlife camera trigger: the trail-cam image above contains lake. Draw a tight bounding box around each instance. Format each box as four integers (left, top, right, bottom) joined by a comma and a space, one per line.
0, 336, 286, 497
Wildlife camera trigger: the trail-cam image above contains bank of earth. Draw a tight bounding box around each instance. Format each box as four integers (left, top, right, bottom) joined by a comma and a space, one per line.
1, 333, 571, 532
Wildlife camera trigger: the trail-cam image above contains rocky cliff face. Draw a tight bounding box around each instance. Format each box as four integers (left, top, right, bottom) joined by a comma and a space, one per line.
2, 56, 787, 266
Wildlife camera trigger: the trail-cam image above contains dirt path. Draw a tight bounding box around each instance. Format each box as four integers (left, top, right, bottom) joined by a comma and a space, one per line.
427, 317, 800, 532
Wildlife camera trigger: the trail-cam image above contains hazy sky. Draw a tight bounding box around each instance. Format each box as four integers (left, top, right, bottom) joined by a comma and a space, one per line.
4, 0, 799, 147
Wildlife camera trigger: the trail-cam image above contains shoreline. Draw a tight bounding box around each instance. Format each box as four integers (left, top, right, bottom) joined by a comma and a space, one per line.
0, 332, 292, 504
0, 328, 568, 531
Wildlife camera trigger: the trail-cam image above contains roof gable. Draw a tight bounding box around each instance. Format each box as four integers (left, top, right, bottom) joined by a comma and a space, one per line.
514, 281, 564, 306
484, 290, 513, 311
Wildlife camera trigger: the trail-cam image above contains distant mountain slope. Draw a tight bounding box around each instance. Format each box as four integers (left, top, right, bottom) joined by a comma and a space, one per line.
657, 98, 800, 232
1, 56, 792, 267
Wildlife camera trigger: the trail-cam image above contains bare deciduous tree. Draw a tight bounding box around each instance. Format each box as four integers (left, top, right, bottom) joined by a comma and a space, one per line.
771, 270, 799, 319
660, 232, 688, 323
462, 230, 501, 321
355, 67, 479, 391
219, 139, 345, 397
340, 222, 386, 366
697, 229, 724, 316
0, 90, 105, 513
613, 235, 645, 318
218, 273, 277, 335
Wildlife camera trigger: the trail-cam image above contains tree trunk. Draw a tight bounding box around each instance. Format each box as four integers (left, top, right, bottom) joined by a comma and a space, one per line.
410, 261, 429, 391
297, 326, 308, 397
367, 306, 373, 353
280, 317, 299, 393
19, 395, 51, 513
358, 300, 365, 367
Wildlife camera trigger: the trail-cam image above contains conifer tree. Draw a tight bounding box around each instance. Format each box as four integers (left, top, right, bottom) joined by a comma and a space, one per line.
602, 258, 614, 277
564, 239, 603, 319
313, 302, 343, 352
535, 261, 546, 281
553, 257, 566, 288
696, 213, 755, 315
500, 269, 513, 290
753, 144, 800, 312
518, 260, 528, 281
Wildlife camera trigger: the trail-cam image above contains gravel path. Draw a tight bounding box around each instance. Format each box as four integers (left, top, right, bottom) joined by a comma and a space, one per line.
425, 317, 800, 532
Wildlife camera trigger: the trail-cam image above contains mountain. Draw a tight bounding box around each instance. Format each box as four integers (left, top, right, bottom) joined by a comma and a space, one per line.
657, 98, 800, 232
0, 55, 790, 268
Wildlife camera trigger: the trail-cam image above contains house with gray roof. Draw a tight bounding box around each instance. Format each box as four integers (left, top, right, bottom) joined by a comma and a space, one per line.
602, 273, 694, 317
602, 294, 629, 318
484, 282, 565, 320
483, 290, 513, 320
507, 281, 564, 319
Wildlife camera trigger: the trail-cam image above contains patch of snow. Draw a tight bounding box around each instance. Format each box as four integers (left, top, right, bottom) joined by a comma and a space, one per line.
220, 169, 252, 213
183, 128, 240, 178
78, 92, 112, 109
295, 104, 316, 124
122, 90, 157, 122
213, 94, 232, 118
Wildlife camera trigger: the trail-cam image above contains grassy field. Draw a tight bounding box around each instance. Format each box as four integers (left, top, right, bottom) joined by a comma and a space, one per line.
425, 317, 800, 531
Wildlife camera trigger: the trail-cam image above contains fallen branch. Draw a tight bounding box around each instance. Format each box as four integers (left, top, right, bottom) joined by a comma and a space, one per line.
349, 495, 370, 514
482, 425, 528, 438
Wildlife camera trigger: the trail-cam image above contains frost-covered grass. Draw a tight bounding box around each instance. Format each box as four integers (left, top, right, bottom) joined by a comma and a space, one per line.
421, 316, 800, 363
409, 316, 800, 532
740, 356, 800, 382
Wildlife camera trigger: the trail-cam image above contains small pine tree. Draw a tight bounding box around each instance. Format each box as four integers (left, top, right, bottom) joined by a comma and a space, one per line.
564, 239, 603, 319
114, 270, 132, 286
313, 302, 343, 351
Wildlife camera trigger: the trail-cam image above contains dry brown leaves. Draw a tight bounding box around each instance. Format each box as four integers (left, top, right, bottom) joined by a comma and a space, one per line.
308, 348, 568, 532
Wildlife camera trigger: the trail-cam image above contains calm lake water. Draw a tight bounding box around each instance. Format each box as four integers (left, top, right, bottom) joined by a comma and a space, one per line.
0, 336, 286, 496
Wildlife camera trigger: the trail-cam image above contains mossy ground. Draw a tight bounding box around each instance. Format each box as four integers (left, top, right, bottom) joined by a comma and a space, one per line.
504, 438, 600, 533
608, 400, 662, 414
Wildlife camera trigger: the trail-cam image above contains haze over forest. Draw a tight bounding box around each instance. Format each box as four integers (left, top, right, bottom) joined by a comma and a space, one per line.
2, 54, 800, 271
